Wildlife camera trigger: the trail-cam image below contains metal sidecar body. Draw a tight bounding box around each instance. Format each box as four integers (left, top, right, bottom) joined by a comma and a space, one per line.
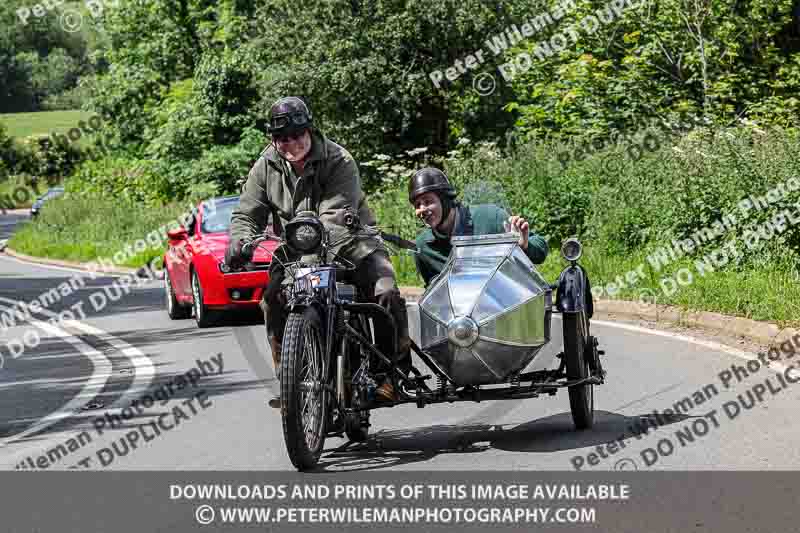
417, 233, 553, 386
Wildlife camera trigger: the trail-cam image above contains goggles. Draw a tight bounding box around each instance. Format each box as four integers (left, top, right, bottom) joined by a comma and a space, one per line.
269, 111, 310, 133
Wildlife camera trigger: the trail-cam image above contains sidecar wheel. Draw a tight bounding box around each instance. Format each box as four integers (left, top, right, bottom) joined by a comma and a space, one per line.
563, 312, 594, 430
281, 307, 328, 471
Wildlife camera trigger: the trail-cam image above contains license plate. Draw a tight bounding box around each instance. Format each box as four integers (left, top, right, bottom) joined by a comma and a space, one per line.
295, 268, 330, 289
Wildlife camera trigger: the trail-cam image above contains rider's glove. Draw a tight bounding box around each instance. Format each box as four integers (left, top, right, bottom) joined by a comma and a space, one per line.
225, 238, 253, 270
375, 277, 400, 311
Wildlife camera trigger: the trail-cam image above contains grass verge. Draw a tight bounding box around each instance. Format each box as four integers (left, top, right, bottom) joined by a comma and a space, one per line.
8, 193, 189, 269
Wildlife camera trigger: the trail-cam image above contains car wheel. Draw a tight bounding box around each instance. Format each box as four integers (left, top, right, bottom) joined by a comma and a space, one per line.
165, 267, 191, 319
191, 269, 216, 328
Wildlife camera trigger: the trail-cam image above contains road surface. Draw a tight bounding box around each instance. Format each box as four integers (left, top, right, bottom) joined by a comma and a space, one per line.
2, 211, 799, 472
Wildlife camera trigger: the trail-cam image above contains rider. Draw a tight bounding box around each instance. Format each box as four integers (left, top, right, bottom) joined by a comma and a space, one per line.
409, 167, 549, 286
226, 96, 410, 405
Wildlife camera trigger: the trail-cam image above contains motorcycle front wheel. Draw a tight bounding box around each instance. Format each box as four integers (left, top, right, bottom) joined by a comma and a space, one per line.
563, 311, 594, 430
280, 306, 328, 471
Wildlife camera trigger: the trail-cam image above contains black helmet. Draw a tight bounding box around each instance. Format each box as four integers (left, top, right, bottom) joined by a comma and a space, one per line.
268, 96, 313, 136
407, 167, 456, 204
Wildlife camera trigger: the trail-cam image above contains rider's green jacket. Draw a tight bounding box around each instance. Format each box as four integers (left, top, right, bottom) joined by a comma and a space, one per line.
414, 203, 549, 287
230, 130, 385, 263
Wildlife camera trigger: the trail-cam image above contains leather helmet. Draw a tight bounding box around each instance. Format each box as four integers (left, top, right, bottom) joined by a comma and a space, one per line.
407, 167, 456, 204
268, 96, 313, 136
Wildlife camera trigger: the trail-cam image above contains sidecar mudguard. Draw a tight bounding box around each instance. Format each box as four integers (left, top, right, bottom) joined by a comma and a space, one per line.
555, 264, 594, 318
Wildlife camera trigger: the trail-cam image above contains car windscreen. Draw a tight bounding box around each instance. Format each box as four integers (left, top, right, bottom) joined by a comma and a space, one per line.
200, 199, 238, 234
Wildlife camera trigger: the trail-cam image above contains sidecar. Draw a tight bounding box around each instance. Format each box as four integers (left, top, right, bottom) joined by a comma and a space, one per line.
404, 231, 604, 430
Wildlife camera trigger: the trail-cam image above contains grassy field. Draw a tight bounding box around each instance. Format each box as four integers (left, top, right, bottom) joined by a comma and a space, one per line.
0, 110, 92, 140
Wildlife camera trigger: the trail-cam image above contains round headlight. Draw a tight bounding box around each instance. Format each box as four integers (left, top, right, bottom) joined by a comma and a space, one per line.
290, 223, 321, 253
561, 238, 582, 262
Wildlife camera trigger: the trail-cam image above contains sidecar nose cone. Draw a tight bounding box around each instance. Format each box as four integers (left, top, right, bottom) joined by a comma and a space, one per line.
448, 316, 479, 348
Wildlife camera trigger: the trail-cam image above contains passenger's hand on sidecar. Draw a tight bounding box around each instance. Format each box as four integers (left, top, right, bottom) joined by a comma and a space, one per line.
508, 215, 530, 250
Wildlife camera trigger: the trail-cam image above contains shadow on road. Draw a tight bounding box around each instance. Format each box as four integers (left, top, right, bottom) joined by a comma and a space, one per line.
315, 410, 691, 472
3, 364, 271, 447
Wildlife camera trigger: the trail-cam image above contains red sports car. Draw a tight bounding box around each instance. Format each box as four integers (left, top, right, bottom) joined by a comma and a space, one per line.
163, 195, 276, 327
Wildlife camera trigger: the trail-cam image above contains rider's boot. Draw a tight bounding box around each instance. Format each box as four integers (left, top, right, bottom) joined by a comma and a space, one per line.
376, 339, 411, 402
268, 336, 282, 408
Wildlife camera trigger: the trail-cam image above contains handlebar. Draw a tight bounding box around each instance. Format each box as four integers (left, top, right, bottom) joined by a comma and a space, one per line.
242, 233, 280, 257
380, 231, 418, 252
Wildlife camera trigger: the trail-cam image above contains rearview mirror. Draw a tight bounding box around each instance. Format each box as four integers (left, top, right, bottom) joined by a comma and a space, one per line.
167, 228, 188, 241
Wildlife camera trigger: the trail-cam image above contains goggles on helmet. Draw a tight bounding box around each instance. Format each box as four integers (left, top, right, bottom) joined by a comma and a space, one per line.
269, 111, 310, 133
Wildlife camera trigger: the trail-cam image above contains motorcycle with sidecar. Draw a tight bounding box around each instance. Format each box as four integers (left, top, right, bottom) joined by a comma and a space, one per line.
238, 207, 605, 471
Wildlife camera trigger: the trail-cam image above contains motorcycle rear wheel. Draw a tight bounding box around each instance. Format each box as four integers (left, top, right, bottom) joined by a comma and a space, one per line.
281, 307, 328, 471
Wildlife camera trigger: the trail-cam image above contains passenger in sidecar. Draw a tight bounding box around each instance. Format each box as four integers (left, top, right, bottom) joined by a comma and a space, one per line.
407, 168, 549, 286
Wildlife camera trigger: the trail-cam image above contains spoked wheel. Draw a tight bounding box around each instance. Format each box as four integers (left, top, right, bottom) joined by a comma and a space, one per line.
563, 311, 594, 430
281, 307, 328, 471
165, 267, 191, 319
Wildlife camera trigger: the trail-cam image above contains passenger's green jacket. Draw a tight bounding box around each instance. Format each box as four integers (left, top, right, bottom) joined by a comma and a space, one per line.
414, 203, 549, 287
230, 130, 384, 263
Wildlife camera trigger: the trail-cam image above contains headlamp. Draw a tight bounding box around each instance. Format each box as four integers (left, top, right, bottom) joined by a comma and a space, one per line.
286, 213, 324, 254
561, 238, 583, 262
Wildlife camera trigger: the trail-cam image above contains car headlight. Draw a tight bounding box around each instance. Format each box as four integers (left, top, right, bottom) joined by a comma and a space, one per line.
219, 261, 232, 273
561, 238, 582, 262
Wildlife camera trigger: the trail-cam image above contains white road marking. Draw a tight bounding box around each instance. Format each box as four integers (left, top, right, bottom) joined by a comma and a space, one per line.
0, 295, 155, 410
0, 315, 111, 448
64, 320, 155, 405
0, 253, 126, 277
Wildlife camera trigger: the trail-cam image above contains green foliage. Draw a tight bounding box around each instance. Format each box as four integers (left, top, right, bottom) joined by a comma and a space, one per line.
255, 0, 530, 163
0, 122, 14, 178
506, 0, 800, 140
0, 0, 93, 112
41, 83, 92, 111
194, 50, 260, 140
371, 125, 800, 325
67, 156, 174, 205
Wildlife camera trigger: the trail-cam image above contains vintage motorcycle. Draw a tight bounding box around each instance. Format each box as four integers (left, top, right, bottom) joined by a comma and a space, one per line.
240, 207, 605, 471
